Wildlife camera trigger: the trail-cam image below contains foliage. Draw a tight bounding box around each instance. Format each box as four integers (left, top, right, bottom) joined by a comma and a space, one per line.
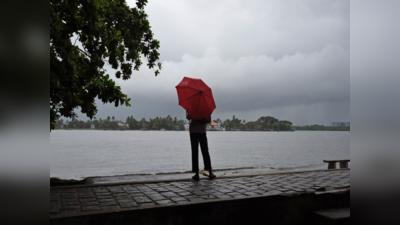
221, 115, 243, 131
54, 114, 298, 131
67, 117, 92, 128
126, 116, 141, 129
125, 115, 187, 130
50, 0, 161, 130
214, 118, 222, 125
219, 115, 293, 131
92, 119, 100, 128
100, 119, 118, 130
176, 120, 185, 131
293, 125, 350, 131
257, 116, 279, 124
238, 116, 294, 131
145, 115, 183, 130
54, 119, 64, 128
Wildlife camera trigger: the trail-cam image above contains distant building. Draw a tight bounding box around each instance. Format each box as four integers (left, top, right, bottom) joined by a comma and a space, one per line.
347, 122, 350, 127
184, 123, 189, 130
211, 121, 220, 130
118, 123, 128, 129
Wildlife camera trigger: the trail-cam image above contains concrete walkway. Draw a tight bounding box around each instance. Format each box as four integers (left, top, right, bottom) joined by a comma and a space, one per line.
50, 169, 350, 218
84, 167, 279, 185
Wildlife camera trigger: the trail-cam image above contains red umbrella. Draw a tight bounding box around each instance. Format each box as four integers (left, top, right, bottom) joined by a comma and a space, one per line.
176, 77, 216, 120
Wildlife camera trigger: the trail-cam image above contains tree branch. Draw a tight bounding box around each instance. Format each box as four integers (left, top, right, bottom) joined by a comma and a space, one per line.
78, 48, 90, 57
74, 34, 80, 46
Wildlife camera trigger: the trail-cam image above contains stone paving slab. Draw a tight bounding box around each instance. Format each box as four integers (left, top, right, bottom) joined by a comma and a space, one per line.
50, 169, 350, 217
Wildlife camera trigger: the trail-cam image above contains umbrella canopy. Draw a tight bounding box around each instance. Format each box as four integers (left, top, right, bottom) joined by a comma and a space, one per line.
175, 77, 216, 120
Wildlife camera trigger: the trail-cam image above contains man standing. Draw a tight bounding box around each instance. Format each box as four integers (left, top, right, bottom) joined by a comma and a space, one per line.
186, 110, 216, 180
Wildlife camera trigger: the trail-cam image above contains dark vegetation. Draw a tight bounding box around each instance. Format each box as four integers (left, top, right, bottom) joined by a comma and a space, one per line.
293, 125, 350, 131
54, 115, 295, 131
54, 115, 185, 131
55, 115, 349, 131
217, 116, 293, 131
50, 0, 161, 130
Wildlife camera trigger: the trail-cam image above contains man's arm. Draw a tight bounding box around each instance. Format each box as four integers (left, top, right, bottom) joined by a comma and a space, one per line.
186, 111, 192, 120
187, 110, 211, 124
196, 117, 211, 124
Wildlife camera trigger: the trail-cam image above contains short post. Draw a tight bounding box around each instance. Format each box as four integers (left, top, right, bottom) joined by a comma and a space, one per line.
324, 159, 350, 169
327, 162, 336, 169
340, 161, 348, 168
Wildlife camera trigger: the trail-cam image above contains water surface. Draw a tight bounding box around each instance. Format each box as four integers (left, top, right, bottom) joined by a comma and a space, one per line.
50, 130, 350, 179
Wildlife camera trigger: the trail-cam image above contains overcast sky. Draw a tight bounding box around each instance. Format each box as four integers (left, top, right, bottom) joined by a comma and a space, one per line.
73, 0, 349, 126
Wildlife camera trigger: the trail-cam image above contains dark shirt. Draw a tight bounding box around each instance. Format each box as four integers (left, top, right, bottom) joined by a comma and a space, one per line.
186, 112, 211, 133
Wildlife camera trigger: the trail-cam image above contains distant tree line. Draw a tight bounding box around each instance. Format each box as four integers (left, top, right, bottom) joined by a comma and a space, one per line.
53, 115, 185, 131
292, 125, 350, 131
216, 115, 293, 131
125, 115, 185, 131
54, 115, 349, 132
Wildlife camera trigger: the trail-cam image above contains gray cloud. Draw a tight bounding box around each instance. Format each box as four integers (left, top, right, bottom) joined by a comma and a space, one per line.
72, 0, 349, 126
145, 0, 349, 61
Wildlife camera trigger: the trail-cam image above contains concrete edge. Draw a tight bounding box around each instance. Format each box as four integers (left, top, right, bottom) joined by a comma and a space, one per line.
50, 186, 350, 220
50, 168, 350, 189
315, 187, 350, 195
51, 167, 259, 186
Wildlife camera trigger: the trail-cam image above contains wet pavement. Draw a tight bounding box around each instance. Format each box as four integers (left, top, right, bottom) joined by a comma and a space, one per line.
84, 167, 279, 185
50, 169, 350, 217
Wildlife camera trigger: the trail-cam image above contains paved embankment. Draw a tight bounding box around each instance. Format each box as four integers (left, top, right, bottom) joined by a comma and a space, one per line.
50, 169, 350, 224
84, 167, 279, 185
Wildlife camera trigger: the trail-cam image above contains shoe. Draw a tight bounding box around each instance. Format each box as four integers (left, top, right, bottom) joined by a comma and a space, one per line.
208, 173, 216, 179
192, 174, 200, 180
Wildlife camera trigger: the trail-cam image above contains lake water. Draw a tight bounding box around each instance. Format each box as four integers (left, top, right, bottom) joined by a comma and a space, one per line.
50, 130, 350, 180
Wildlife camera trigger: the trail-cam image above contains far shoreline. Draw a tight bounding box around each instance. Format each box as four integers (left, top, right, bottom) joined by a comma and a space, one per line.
52, 129, 350, 132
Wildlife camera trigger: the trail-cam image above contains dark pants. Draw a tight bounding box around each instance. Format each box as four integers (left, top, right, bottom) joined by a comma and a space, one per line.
190, 133, 212, 172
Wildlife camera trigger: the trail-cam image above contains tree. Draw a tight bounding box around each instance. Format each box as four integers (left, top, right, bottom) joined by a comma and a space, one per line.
277, 120, 292, 131
107, 116, 111, 120
86, 120, 92, 128
271, 122, 280, 130
79, 120, 86, 128
283, 123, 292, 131
151, 123, 158, 130
177, 120, 185, 130
50, 0, 162, 129
230, 115, 242, 130
112, 116, 115, 121
126, 116, 139, 130
110, 121, 119, 130
55, 119, 64, 128
68, 117, 79, 128
92, 119, 100, 129
100, 119, 118, 130
100, 119, 111, 129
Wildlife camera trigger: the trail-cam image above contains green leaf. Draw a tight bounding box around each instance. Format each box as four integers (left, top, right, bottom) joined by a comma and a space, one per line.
50, 0, 161, 130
